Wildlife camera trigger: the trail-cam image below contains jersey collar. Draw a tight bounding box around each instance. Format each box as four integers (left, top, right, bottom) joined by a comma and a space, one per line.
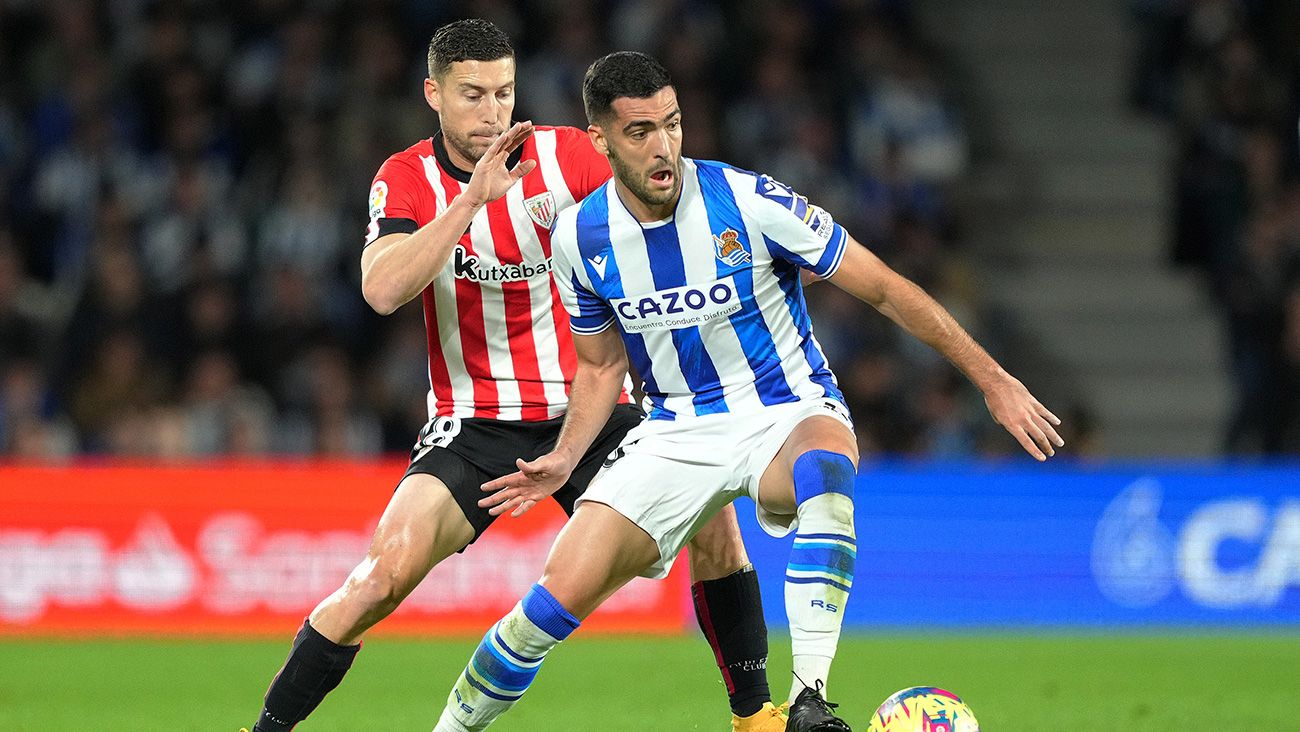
431, 130, 524, 184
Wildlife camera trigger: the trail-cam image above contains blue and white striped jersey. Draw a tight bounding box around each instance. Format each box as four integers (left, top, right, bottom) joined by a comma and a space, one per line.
551, 157, 848, 421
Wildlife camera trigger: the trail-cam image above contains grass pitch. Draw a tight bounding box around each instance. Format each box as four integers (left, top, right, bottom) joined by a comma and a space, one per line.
1, 634, 1295, 730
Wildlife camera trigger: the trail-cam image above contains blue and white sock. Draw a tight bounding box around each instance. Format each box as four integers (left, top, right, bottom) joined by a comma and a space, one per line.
784, 450, 856, 702
433, 584, 579, 732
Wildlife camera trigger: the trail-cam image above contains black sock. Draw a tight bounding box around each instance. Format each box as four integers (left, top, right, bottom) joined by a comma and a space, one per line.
253, 620, 361, 732
692, 565, 771, 717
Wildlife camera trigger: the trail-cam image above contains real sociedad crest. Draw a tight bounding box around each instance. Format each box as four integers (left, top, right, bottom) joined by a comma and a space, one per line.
524, 192, 557, 229
712, 228, 750, 267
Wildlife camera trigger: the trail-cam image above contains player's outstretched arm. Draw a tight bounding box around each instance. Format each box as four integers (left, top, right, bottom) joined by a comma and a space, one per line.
826, 234, 1064, 461
480, 326, 629, 516
360, 121, 537, 315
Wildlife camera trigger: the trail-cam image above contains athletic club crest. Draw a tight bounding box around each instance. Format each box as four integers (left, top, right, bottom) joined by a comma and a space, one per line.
524, 192, 557, 229
712, 228, 750, 266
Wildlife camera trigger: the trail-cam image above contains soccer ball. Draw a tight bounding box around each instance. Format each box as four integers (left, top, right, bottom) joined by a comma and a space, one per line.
865, 687, 980, 732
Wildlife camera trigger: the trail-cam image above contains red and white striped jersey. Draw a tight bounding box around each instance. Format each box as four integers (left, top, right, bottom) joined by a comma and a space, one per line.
364, 125, 627, 421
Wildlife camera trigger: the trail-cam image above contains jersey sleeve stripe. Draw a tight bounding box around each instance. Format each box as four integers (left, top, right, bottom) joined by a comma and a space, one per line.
569, 271, 616, 331
569, 315, 616, 335
812, 224, 849, 278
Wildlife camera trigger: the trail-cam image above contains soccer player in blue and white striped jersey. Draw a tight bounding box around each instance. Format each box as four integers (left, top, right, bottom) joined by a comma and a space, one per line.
432, 52, 1062, 732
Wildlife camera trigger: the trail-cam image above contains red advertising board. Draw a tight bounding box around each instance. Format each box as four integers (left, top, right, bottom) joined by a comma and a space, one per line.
0, 463, 690, 636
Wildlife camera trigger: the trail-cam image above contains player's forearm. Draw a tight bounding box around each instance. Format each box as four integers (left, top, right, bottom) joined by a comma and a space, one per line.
875, 275, 1007, 393
362, 195, 481, 314
551, 362, 626, 471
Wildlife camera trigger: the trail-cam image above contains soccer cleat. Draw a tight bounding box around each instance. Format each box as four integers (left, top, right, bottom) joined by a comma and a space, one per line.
733, 701, 789, 732
786, 683, 852, 732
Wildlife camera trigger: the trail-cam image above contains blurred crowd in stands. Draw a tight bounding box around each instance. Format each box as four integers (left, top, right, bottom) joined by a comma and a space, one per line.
0, 0, 994, 461
1131, 0, 1300, 453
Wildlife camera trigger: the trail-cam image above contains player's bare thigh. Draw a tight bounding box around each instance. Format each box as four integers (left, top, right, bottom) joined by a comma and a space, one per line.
310, 472, 475, 644
755, 415, 859, 517
538, 501, 661, 620
687, 503, 750, 582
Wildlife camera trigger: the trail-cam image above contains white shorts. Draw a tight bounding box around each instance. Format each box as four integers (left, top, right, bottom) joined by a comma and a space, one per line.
575, 397, 854, 578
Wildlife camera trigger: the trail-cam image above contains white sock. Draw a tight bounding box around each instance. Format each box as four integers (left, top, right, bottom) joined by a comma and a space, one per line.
791, 654, 835, 701
432, 584, 579, 731
784, 450, 856, 703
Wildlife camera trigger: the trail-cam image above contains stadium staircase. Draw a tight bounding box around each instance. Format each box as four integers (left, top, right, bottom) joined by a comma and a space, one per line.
917, 0, 1231, 457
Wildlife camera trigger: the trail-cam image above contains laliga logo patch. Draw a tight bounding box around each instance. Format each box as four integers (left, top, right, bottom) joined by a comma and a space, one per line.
713, 228, 750, 266
368, 180, 388, 219
524, 191, 556, 229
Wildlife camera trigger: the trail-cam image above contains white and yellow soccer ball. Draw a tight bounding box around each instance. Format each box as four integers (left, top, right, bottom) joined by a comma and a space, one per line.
866, 687, 979, 732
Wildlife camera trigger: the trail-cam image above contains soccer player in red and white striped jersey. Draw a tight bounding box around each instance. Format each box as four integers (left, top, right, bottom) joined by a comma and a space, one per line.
363, 112, 607, 422
245, 19, 785, 732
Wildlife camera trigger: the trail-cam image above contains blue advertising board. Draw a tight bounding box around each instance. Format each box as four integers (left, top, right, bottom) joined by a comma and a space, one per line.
734, 462, 1300, 627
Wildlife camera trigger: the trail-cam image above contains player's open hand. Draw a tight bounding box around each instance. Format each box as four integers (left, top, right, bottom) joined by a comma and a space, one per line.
463, 120, 537, 208
479, 452, 573, 517
982, 375, 1064, 461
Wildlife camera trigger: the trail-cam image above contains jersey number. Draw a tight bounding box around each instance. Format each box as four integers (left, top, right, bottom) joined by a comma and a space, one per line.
417, 416, 463, 450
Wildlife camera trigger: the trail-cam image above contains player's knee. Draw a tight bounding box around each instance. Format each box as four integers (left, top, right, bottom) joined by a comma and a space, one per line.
346, 556, 416, 615
537, 559, 633, 620
686, 510, 750, 583
534, 573, 597, 620
687, 532, 749, 580
793, 450, 856, 508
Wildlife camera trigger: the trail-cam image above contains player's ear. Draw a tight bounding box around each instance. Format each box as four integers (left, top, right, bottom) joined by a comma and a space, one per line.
424, 77, 441, 113
587, 125, 608, 156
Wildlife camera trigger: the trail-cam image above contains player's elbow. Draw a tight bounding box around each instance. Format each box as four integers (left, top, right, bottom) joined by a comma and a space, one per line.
595, 347, 629, 375
856, 269, 903, 310
577, 357, 625, 382
605, 355, 629, 381
361, 276, 401, 316
576, 350, 627, 382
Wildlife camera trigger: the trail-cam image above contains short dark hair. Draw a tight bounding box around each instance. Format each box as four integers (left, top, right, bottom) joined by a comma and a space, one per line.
427, 19, 514, 80
582, 51, 673, 125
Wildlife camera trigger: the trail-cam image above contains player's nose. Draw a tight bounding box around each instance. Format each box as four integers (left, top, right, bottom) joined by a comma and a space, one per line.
647, 128, 671, 156
482, 96, 505, 124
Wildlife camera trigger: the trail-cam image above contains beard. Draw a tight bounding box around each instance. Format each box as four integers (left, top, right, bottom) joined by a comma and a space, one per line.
609, 148, 681, 208
443, 126, 496, 166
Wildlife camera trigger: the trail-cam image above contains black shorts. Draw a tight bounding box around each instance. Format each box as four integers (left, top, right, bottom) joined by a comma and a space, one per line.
402, 404, 645, 547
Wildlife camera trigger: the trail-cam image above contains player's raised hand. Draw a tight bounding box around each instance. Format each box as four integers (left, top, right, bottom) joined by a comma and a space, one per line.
462, 120, 537, 208
982, 375, 1064, 461
479, 451, 573, 517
